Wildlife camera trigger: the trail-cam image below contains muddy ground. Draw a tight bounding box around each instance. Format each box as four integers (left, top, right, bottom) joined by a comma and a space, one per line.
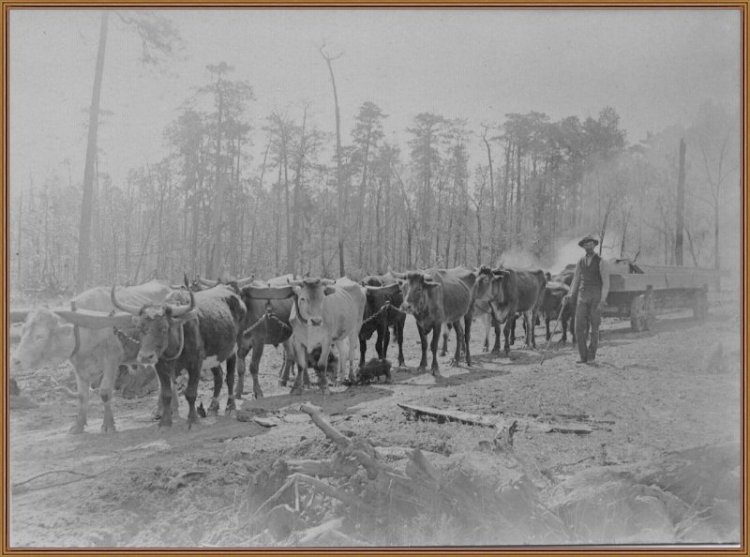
8, 296, 742, 548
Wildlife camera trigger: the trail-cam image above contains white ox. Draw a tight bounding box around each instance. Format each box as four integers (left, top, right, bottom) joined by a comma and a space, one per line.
10, 280, 173, 433
288, 277, 366, 393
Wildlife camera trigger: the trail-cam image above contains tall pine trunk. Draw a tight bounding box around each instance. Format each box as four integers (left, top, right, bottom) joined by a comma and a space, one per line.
76, 12, 109, 292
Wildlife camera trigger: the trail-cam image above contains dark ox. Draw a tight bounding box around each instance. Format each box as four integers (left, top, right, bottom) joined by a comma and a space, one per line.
112, 284, 246, 428
238, 277, 305, 396
474, 267, 547, 355
359, 273, 406, 368
540, 280, 575, 343
396, 267, 477, 375
10, 280, 171, 433
288, 277, 366, 393
192, 274, 300, 398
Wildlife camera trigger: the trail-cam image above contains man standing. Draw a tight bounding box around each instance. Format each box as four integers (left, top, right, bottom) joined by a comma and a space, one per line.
564, 235, 610, 364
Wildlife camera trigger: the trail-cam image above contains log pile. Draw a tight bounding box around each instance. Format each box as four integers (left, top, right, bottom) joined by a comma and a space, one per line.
248, 403, 568, 546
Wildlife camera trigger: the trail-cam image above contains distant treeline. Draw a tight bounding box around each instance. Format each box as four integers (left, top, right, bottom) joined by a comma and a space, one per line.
10, 62, 739, 295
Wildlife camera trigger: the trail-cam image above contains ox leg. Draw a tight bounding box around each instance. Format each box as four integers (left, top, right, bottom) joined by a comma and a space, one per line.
290, 345, 309, 396
382, 325, 391, 361
184, 363, 201, 430
348, 333, 359, 383
247, 342, 264, 400
317, 344, 333, 393
491, 317, 502, 354
359, 333, 368, 369
155, 361, 174, 428
208, 366, 223, 415
375, 325, 385, 360
235, 344, 250, 400
464, 312, 472, 367
450, 320, 464, 367
481, 313, 490, 352
279, 341, 294, 387
546, 316, 552, 341
503, 320, 512, 356
523, 311, 533, 349
440, 326, 449, 357
431, 324, 442, 376
69, 371, 89, 434
99, 357, 119, 433
417, 324, 429, 373
225, 354, 237, 415
528, 310, 538, 348
396, 317, 406, 367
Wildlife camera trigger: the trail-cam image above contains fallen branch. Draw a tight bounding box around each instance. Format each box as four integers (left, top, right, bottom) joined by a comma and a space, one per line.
294, 517, 344, 545
299, 404, 350, 447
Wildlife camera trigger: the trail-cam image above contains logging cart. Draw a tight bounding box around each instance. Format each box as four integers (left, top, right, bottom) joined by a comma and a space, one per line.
600, 260, 715, 332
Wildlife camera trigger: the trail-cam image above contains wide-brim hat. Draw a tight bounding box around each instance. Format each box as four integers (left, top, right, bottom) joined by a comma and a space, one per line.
578, 235, 599, 247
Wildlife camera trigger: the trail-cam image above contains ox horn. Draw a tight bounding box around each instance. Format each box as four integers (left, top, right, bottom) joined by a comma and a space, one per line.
111, 285, 143, 315
236, 275, 256, 288
166, 289, 196, 318
390, 271, 407, 279
199, 277, 219, 288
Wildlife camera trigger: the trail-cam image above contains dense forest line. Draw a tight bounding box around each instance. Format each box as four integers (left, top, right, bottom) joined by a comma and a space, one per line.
9, 14, 740, 298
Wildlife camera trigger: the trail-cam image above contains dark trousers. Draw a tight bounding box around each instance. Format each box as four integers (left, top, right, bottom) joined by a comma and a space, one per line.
575, 296, 601, 362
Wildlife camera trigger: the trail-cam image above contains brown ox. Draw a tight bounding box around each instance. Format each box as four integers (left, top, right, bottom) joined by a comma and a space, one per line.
111, 284, 245, 428
396, 267, 477, 375
474, 267, 547, 355
10, 280, 172, 433
288, 277, 366, 393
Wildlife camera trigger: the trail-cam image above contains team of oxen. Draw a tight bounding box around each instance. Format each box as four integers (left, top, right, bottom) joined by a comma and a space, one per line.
11, 264, 578, 434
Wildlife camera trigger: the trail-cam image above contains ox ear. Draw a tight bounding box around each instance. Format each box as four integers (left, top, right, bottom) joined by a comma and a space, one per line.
492, 269, 508, 278
424, 280, 440, 289
53, 308, 136, 330
324, 286, 337, 296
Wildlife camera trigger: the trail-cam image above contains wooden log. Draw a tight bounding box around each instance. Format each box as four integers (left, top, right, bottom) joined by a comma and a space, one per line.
300, 404, 351, 448
397, 403, 592, 435
295, 517, 344, 545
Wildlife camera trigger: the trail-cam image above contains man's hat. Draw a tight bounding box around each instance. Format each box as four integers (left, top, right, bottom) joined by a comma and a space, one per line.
578, 235, 599, 247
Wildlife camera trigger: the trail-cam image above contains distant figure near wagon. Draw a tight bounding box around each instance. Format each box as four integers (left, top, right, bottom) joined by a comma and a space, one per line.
564, 235, 610, 365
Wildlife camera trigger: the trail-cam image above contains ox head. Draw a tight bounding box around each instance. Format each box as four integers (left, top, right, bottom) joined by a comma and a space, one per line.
111, 285, 196, 365
288, 277, 336, 327
11, 305, 135, 371
11, 308, 72, 371
399, 272, 440, 319
473, 267, 511, 322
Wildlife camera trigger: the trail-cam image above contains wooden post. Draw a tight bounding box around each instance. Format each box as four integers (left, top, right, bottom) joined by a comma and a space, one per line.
675, 138, 686, 266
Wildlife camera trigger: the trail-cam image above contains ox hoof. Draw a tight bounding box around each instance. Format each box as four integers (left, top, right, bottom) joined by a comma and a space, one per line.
68, 422, 86, 434
208, 401, 220, 416
101, 421, 117, 434
225, 401, 236, 415
158, 417, 173, 429
449, 359, 460, 367
253, 389, 264, 399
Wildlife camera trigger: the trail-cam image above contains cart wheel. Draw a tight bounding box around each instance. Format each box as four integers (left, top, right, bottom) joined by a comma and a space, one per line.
630, 295, 647, 332
692, 287, 709, 321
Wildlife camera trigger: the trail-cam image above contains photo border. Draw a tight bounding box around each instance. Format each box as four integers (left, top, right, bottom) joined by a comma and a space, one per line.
1, 1, 747, 556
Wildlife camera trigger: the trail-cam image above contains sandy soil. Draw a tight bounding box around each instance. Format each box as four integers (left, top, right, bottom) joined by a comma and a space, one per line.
8, 300, 742, 548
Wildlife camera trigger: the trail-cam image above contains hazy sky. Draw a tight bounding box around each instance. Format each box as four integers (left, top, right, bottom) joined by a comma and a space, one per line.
9, 8, 741, 192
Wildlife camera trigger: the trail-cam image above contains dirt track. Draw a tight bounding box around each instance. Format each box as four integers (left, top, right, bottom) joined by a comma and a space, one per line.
9, 302, 742, 548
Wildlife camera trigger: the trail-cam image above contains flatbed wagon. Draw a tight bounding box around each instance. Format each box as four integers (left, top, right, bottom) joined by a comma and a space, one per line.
600, 260, 715, 331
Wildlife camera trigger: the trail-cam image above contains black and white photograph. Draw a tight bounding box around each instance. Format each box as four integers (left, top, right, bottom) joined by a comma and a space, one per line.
7, 7, 743, 548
